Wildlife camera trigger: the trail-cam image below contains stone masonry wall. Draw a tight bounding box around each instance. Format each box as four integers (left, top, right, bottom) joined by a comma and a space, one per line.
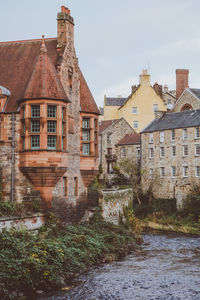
99, 188, 133, 225
173, 90, 200, 112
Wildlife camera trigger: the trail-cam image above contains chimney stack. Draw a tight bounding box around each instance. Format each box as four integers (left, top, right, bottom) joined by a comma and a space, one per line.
57, 6, 74, 50
176, 69, 189, 99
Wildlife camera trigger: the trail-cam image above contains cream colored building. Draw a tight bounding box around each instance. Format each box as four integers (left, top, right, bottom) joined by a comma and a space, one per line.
141, 109, 200, 208
100, 70, 167, 132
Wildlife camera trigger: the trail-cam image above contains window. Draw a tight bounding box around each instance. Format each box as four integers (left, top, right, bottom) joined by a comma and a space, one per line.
160, 167, 165, 177
171, 146, 176, 157
133, 121, 138, 129
183, 145, 188, 156
132, 107, 138, 114
136, 148, 140, 158
47, 120, 56, 133
195, 166, 200, 177
31, 135, 40, 149
150, 168, 153, 179
149, 133, 153, 143
31, 105, 40, 118
47, 135, 56, 149
82, 118, 90, 129
195, 127, 200, 139
82, 143, 90, 155
171, 129, 175, 141
195, 144, 200, 156
153, 104, 158, 112
160, 131, 164, 143
74, 177, 78, 196
107, 133, 111, 144
82, 130, 90, 141
120, 148, 126, 158
107, 148, 112, 154
47, 105, 56, 118
31, 120, 40, 133
149, 148, 154, 158
63, 177, 67, 196
183, 166, 188, 177
171, 166, 176, 177
160, 147, 165, 157
183, 129, 187, 140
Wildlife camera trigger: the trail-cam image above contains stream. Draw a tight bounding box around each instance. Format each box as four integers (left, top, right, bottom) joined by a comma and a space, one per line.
40, 233, 200, 300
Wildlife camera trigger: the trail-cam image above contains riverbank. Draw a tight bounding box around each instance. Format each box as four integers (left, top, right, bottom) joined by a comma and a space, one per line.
0, 212, 141, 300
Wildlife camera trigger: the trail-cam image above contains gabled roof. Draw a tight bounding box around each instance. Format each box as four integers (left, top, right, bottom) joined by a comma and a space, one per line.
21, 39, 68, 102
79, 70, 100, 114
0, 38, 58, 112
99, 119, 118, 134
116, 134, 140, 146
142, 109, 200, 133
105, 97, 126, 106
118, 85, 140, 110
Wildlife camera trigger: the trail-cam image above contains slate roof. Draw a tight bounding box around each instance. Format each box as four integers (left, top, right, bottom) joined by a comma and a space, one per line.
106, 97, 127, 106
116, 134, 140, 146
189, 88, 200, 100
79, 70, 100, 114
142, 109, 200, 133
99, 119, 118, 134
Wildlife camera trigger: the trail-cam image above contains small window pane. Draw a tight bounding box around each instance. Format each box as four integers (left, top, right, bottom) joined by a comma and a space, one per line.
31, 135, 40, 149
31, 105, 40, 118
195, 127, 200, 138
153, 104, 158, 112
47, 135, 56, 149
150, 168, 153, 179
183, 166, 188, 177
171, 129, 175, 141
149, 133, 153, 143
183, 129, 187, 140
171, 146, 176, 157
133, 121, 138, 129
160, 147, 165, 157
171, 166, 176, 177
183, 145, 188, 156
47, 121, 57, 133
196, 166, 200, 177
160, 132, 164, 142
48, 105, 56, 118
160, 167, 165, 177
31, 120, 40, 133
82, 143, 90, 155
195, 144, 200, 155
149, 148, 154, 158
121, 148, 126, 158
82, 130, 90, 141
132, 107, 138, 114
82, 118, 90, 128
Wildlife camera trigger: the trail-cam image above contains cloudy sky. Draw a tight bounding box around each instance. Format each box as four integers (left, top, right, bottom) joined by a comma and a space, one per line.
1, 0, 200, 106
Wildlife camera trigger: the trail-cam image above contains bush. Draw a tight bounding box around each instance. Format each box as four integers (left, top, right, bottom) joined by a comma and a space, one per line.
181, 185, 200, 221
0, 199, 42, 217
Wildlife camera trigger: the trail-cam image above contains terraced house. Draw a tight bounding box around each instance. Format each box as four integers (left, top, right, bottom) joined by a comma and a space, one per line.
141, 109, 200, 208
0, 6, 99, 221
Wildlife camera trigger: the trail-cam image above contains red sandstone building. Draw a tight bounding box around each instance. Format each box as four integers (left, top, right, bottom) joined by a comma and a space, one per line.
0, 6, 99, 221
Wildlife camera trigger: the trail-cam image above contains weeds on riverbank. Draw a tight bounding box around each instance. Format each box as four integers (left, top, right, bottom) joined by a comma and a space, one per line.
0, 210, 139, 300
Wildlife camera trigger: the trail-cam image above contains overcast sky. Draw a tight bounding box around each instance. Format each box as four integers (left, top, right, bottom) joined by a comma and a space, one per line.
1, 0, 200, 106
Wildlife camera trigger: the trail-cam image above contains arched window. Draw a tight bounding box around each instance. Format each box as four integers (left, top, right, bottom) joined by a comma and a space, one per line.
181, 104, 193, 111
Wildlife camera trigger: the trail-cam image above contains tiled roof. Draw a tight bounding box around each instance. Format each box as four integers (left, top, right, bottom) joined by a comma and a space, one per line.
189, 88, 200, 100
116, 134, 140, 145
99, 119, 118, 134
0, 38, 58, 112
106, 97, 126, 106
21, 39, 68, 101
79, 70, 100, 114
142, 109, 200, 133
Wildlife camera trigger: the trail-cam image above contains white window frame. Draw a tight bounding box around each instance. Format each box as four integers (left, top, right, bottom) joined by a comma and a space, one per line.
160, 167, 165, 177
149, 133, 154, 143
133, 121, 139, 129
160, 131, 164, 143
160, 147, 165, 157
195, 144, 200, 156
195, 166, 200, 177
171, 129, 175, 141
153, 104, 158, 112
183, 145, 188, 156
149, 148, 154, 158
150, 168, 153, 179
120, 147, 126, 158
132, 107, 138, 114
171, 146, 176, 157
183, 129, 188, 140
171, 166, 176, 178
183, 166, 188, 178
195, 127, 200, 139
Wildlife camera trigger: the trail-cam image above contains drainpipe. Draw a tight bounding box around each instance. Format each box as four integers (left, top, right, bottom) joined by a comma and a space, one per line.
11, 113, 15, 202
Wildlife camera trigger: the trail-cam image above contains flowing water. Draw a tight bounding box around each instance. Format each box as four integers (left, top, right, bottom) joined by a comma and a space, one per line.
41, 233, 200, 300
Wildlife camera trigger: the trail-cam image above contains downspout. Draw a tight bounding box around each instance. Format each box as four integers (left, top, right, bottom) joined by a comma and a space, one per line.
11, 113, 15, 202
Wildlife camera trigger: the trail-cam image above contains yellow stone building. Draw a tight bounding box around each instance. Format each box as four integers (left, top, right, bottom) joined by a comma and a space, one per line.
101, 70, 167, 132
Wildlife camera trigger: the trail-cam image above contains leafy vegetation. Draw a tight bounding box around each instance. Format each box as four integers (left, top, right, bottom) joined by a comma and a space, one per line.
0, 210, 139, 300
0, 199, 42, 218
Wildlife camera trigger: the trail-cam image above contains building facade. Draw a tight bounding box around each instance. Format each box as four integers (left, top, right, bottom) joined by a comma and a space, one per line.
0, 6, 99, 221
115, 134, 140, 163
141, 110, 200, 207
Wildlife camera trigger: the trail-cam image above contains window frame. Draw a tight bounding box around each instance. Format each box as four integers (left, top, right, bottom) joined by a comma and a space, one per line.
82, 143, 90, 155
171, 166, 176, 178
160, 131, 164, 143
195, 144, 200, 156
47, 105, 57, 118
31, 135, 40, 149
183, 145, 188, 156
160, 147, 165, 157
183, 166, 188, 178
171, 129, 175, 141
171, 146, 176, 157
47, 135, 57, 150
195, 166, 200, 178
132, 107, 138, 114
183, 128, 188, 140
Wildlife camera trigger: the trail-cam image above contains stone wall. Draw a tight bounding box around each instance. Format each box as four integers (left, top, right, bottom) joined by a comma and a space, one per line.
99, 188, 133, 225
173, 89, 200, 112
141, 127, 200, 207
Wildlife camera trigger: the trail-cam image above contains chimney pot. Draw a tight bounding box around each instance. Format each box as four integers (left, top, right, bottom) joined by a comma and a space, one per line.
176, 69, 189, 99
61, 6, 70, 15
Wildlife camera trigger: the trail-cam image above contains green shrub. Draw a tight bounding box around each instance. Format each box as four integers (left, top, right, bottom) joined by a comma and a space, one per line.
181, 185, 200, 221
0, 199, 42, 217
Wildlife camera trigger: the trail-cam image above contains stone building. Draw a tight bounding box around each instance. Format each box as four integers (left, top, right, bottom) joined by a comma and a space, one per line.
100, 70, 167, 132
115, 134, 140, 162
141, 109, 200, 207
99, 118, 135, 174
0, 6, 99, 221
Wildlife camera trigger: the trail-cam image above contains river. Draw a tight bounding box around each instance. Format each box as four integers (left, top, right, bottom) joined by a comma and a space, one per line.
40, 233, 200, 300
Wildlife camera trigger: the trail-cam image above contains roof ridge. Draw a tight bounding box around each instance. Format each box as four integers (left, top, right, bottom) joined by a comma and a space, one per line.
0, 37, 57, 44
